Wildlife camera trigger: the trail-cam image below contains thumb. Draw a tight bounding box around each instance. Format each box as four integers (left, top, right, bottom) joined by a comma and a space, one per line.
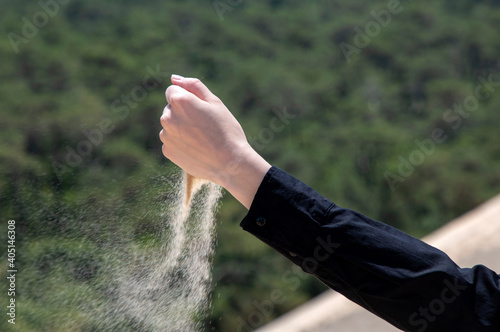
170, 75, 216, 102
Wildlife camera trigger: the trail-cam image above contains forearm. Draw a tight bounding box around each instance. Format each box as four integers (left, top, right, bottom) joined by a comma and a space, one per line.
216, 147, 271, 210
241, 166, 500, 331
158, 77, 500, 330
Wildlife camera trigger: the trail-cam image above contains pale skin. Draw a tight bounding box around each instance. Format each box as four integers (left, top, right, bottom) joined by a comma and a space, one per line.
159, 74, 271, 209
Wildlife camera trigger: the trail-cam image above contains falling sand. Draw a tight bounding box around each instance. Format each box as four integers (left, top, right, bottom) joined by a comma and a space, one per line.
92, 171, 221, 331
185, 173, 207, 206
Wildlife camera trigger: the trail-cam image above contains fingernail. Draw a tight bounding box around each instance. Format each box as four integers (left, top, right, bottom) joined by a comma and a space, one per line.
171, 74, 184, 81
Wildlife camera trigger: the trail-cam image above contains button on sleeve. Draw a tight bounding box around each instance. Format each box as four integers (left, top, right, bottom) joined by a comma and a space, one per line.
256, 217, 266, 226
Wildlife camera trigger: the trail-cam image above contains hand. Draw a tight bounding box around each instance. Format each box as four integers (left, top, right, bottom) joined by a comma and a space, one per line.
159, 75, 271, 209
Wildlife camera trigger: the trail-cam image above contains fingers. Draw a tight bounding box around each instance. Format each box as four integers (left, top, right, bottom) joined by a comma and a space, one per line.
160, 104, 171, 127
170, 75, 217, 102
159, 131, 173, 157
165, 85, 190, 106
165, 84, 208, 111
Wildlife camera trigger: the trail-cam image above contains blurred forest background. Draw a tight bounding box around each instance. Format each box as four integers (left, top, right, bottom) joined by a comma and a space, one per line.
1, 0, 500, 331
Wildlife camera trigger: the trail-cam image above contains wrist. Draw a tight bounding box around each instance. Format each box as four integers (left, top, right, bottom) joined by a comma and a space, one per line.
213, 145, 271, 209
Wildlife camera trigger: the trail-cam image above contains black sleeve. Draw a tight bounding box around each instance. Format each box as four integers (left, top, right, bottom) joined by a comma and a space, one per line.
240, 166, 500, 331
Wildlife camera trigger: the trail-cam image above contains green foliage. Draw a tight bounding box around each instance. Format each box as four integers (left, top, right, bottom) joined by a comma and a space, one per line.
1, 0, 500, 331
